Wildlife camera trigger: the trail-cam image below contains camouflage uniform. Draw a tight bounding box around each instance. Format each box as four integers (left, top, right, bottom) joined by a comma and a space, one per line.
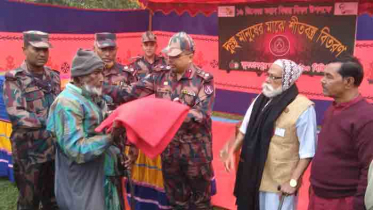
103, 63, 137, 110
106, 32, 215, 210
130, 31, 167, 80
95, 32, 136, 210
3, 31, 60, 210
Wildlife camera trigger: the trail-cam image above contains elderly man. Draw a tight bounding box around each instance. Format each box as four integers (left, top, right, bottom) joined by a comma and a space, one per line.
309, 56, 373, 210
47, 49, 113, 210
3, 31, 60, 210
105, 32, 215, 210
222, 59, 317, 210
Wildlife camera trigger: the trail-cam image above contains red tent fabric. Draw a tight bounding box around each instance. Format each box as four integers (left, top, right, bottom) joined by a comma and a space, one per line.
139, 0, 373, 16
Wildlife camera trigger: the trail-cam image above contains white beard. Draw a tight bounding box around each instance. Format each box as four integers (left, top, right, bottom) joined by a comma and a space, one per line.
262, 83, 283, 98
82, 84, 103, 97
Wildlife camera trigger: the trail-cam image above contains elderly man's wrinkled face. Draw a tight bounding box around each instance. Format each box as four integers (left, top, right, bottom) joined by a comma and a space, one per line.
262, 63, 283, 98
81, 69, 104, 96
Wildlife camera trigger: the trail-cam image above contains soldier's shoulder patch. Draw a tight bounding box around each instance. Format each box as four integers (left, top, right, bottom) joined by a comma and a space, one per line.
123, 65, 135, 73
44, 66, 60, 77
196, 69, 213, 82
5, 68, 24, 80
51, 69, 60, 75
204, 84, 214, 95
129, 56, 142, 63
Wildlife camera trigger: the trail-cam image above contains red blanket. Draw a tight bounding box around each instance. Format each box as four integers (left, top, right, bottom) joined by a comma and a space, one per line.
95, 97, 190, 159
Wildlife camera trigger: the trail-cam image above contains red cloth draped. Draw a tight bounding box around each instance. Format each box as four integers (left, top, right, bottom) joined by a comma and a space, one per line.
95, 97, 190, 159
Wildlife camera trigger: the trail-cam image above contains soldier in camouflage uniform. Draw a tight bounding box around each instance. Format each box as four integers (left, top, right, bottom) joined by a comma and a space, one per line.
94, 32, 136, 210
130, 31, 167, 79
3, 31, 60, 210
94, 33, 137, 96
105, 32, 215, 210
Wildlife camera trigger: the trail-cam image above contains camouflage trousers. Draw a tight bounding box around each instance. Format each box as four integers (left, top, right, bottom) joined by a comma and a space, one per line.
161, 160, 213, 210
13, 160, 58, 210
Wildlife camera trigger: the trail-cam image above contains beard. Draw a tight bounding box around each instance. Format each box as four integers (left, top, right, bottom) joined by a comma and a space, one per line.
262, 83, 283, 98
82, 83, 103, 97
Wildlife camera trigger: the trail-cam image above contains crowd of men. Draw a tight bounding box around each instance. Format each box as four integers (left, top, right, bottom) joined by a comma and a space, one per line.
2, 29, 373, 210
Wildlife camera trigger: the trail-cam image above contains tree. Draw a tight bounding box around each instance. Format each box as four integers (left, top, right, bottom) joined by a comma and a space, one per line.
23, 0, 140, 9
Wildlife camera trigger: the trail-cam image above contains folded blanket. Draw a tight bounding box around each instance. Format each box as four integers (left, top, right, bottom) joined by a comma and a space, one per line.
95, 97, 190, 159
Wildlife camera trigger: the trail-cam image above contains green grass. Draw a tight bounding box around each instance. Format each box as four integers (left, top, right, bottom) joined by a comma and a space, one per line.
0, 178, 227, 210
0, 178, 18, 210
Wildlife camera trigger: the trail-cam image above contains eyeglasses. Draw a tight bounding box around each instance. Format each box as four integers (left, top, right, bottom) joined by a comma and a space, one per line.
265, 73, 282, 80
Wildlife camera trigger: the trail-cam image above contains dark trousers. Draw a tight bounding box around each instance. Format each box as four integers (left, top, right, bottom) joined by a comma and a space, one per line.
162, 160, 213, 210
13, 160, 58, 210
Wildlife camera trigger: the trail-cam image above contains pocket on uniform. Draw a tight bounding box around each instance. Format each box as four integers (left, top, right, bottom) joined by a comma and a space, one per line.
187, 142, 213, 164
25, 89, 44, 101
182, 94, 196, 106
24, 88, 45, 112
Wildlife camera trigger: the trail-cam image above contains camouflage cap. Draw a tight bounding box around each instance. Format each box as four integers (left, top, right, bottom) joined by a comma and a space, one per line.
95, 32, 117, 48
23, 31, 52, 48
142, 31, 157, 43
162, 32, 195, 57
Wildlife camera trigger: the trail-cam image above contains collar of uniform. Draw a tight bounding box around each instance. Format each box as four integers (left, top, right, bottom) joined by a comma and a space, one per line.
141, 55, 161, 65
20, 61, 49, 78
180, 64, 196, 80
103, 63, 120, 76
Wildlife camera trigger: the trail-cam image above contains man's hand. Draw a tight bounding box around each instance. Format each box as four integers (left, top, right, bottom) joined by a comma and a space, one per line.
124, 146, 139, 170
279, 181, 297, 196
222, 151, 236, 173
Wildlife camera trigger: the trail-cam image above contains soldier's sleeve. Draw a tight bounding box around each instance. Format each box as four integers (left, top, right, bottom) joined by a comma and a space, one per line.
103, 73, 156, 105
48, 99, 111, 164
51, 69, 62, 94
122, 65, 138, 84
186, 76, 215, 125
3, 73, 44, 128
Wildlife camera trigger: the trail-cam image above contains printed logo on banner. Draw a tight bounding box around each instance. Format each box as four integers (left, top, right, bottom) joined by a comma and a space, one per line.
269, 35, 290, 57
218, 6, 235, 17
334, 2, 358, 16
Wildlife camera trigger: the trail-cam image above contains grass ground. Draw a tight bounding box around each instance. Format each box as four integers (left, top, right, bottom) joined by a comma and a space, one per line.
0, 178, 226, 210
0, 178, 17, 210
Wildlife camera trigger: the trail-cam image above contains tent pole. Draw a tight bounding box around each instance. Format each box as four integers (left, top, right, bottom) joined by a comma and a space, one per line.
148, 10, 153, 31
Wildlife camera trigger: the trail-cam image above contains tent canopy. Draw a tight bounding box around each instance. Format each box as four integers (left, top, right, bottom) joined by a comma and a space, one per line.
139, 0, 373, 16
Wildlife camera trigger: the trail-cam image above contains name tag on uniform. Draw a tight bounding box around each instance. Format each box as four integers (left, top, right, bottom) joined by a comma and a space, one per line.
25, 86, 40, 93
275, 128, 286, 137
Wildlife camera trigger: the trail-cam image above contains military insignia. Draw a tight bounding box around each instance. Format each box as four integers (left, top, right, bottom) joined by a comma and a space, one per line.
181, 89, 196, 96
113, 81, 120, 86
204, 85, 214, 95
25, 86, 40, 93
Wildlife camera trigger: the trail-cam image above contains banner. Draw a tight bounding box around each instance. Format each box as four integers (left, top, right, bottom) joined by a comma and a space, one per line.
218, 3, 358, 75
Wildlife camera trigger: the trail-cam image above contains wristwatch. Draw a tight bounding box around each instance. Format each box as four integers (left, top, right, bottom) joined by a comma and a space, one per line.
289, 179, 298, 188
